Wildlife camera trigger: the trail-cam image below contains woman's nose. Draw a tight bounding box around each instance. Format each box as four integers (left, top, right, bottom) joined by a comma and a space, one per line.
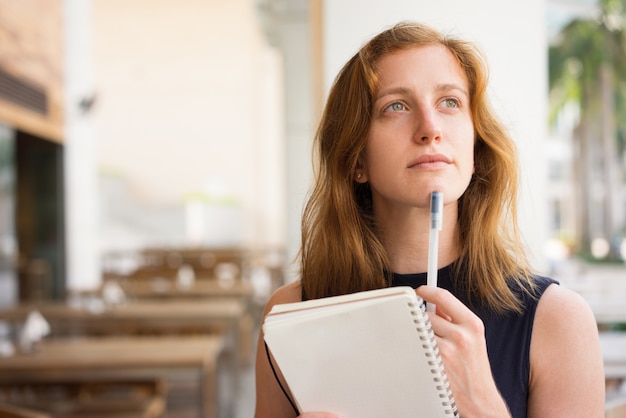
414, 108, 442, 143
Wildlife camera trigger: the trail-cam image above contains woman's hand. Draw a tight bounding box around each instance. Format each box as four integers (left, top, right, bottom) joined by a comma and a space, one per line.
415, 285, 511, 418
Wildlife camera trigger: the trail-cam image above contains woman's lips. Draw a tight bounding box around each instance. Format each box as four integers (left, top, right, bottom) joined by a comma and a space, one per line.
408, 154, 451, 169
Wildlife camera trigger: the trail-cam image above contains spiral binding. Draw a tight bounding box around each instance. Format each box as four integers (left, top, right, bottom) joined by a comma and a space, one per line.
409, 298, 459, 417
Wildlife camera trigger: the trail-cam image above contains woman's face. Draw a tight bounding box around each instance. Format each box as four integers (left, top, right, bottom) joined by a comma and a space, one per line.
359, 45, 475, 212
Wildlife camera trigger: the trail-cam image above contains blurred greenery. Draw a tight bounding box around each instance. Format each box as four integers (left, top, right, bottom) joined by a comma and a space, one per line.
607, 322, 626, 331
549, 0, 626, 261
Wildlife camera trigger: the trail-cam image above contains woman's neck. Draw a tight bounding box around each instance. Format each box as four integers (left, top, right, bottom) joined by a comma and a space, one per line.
377, 204, 459, 274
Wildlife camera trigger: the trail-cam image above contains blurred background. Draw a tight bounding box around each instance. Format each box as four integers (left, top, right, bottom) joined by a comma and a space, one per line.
0, 0, 625, 417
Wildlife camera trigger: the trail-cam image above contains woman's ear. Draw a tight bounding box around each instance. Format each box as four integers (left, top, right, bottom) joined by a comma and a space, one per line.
354, 155, 368, 183
354, 169, 368, 183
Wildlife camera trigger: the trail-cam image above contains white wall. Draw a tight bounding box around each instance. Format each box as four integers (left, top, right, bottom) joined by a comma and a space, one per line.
63, 0, 287, 290
92, 0, 286, 251
319, 0, 549, 271
281, 5, 316, 279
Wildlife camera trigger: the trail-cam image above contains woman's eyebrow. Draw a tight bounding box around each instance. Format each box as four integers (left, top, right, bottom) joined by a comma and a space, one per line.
435, 83, 469, 98
375, 86, 411, 101
376, 83, 469, 102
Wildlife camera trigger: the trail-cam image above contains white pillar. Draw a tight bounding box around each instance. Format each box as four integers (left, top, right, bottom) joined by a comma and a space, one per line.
64, 0, 101, 290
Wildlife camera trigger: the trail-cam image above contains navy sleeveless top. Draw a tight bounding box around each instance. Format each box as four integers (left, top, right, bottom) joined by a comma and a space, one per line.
392, 264, 558, 418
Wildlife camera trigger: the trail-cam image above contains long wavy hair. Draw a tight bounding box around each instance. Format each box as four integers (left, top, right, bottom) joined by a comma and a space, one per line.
300, 21, 533, 313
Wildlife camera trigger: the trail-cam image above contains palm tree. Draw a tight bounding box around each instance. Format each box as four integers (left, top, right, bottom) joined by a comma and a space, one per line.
549, 0, 626, 260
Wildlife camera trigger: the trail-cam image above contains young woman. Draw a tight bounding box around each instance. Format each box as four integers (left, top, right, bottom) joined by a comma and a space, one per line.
255, 21, 605, 418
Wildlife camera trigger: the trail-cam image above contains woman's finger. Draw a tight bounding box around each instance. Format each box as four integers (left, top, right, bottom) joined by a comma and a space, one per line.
415, 285, 471, 324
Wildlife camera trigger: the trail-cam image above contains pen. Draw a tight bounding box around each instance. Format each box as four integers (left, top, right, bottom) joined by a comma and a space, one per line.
427, 191, 443, 313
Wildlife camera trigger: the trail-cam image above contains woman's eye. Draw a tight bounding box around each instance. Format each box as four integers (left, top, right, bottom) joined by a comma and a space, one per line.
385, 102, 406, 112
442, 98, 459, 108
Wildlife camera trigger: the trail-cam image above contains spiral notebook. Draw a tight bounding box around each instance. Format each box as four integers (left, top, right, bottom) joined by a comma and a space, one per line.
263, 286, 458, 418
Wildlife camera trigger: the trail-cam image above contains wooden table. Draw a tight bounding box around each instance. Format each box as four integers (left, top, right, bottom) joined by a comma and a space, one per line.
0, 335, 225, 418
0, 299, 243, 341
114, 279, 254, 303
0, 403, 52, 418
0, 299, 248, 385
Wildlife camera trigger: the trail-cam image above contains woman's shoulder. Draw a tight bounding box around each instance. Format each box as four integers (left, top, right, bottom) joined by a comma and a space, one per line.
527, 280, 605, 415
534, 281, 595, 328
261, 279, 303, 317
531, 280, 599, 367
